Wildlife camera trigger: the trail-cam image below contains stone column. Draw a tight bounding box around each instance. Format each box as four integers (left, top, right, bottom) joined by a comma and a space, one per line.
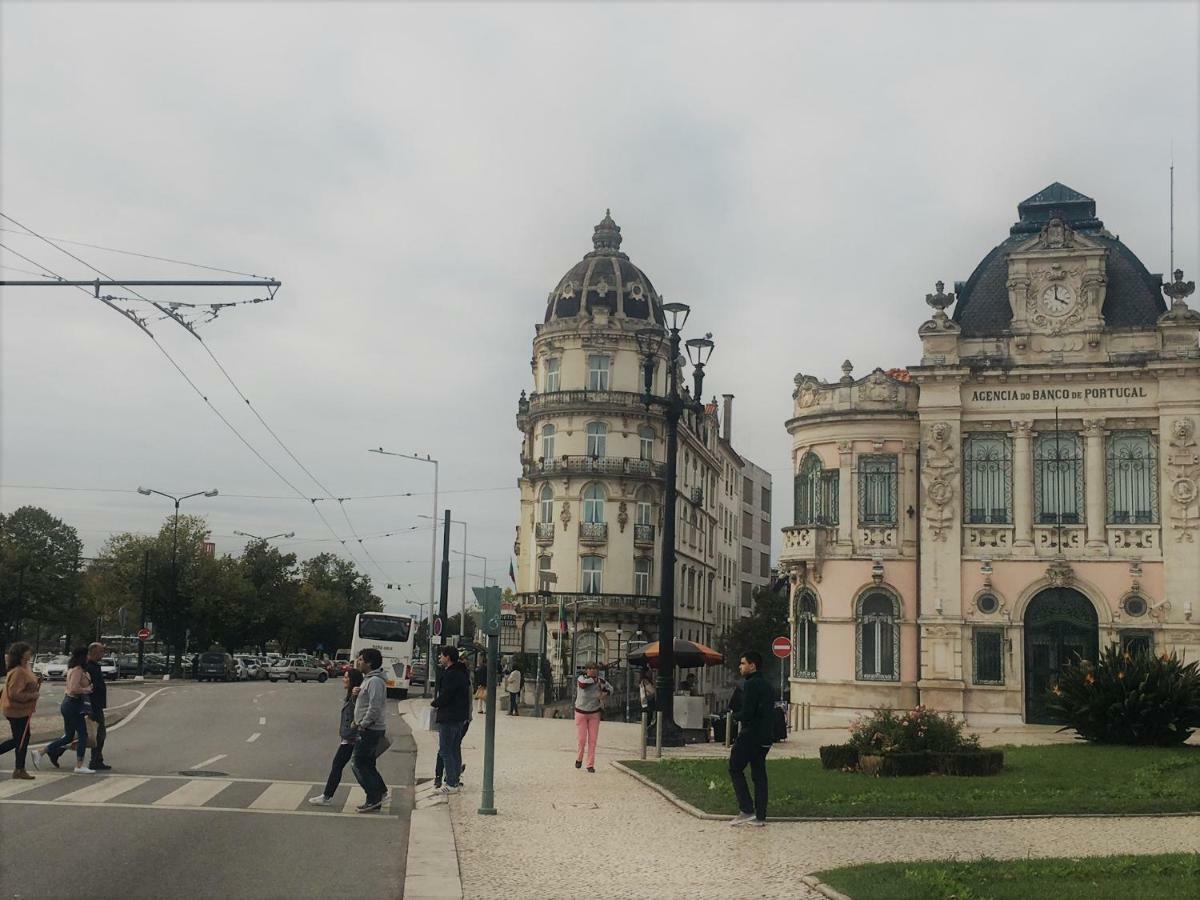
837, 441, 853, 545
1011, 420, 1034, 554
1083, 418, 1107, 554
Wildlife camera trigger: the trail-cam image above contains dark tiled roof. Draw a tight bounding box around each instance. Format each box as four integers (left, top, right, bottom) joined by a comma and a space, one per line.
951, 184, 1166, 336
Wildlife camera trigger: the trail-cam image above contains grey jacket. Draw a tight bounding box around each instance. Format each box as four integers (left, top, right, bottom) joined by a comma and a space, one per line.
353, 668, 388, 731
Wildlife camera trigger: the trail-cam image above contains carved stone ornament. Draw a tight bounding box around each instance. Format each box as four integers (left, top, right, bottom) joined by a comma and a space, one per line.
1027, 263, 1086, 335
922, 422, 957, 542
793, 373, 822, 407
1160, 268, 1199, 323
1036, 216, 1076, 250
1045, 556, 1075, 588
920, 280, 961, 335
1148, 599, 1172, 624
560, 500, 572, 532
617, 501, 628, 533
1166, 418, 1199, 543
859, 369, 899, 404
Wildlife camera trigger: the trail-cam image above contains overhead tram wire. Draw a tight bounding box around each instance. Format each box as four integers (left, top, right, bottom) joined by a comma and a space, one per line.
0, 234, 370, 572
1, 483, 516, 501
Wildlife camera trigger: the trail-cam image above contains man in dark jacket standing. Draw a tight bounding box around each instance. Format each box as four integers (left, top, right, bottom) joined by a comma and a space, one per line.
85, 642, 111, 770
727, 650, 771, 826
430, 646, 470, 794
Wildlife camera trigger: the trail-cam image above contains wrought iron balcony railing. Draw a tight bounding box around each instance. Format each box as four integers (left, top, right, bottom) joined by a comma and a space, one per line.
579, 522, 608, 544
535, 522, 556, 543
521, 455, 666, 479
633, 523, 655, 545
514, 591, 660, 615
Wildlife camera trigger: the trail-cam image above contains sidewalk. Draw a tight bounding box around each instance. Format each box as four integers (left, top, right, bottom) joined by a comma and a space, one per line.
412, 700, 1200, 900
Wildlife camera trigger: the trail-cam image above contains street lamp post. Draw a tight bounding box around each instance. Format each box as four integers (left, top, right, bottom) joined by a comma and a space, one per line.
233, 530, 296, 542
451, 547, 489, 645
635, 304, 714, 746
136, 487, 219, 678
420, 515, 469, 643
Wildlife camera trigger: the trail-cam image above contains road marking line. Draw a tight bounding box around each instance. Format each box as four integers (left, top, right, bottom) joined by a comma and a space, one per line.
246, 732, 261, 743
190, 754, 227, 770
105, 687, 170, 735
249, 782, 310, 810
0, 798, 393, 819
259, 717, 267, 725
0, 773, 68, 798
107, 689, 147, 710
154, 779, 232, 807
342, 785, 393, 815
57, 776, 149, 804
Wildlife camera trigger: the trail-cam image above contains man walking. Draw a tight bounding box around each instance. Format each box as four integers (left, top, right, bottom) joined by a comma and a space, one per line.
349, 648, 388, 813
430, 646, 469, 794
503, 664, 522, 716
727, 650, 772, 827
84, 642, 111, 771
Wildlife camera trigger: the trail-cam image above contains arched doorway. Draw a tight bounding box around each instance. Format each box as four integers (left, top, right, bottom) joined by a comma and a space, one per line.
1024, 587, 1099, 724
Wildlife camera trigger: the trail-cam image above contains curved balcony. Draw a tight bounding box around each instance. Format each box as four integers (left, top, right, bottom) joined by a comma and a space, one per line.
779, 524, 829, 563
517, 389, 656, 429
579, 522, 609, 544
514, 591, 660, 616
535, 522, 555, 544
521, 455, 666, 481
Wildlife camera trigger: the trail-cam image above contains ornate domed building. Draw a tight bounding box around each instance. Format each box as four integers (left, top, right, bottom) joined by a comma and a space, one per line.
513, 212, 761, 696
781, 183, 1200, 725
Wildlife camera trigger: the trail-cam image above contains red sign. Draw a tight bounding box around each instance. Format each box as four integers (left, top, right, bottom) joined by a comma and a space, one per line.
137, 628, 152, 641
771, 636, 792, 658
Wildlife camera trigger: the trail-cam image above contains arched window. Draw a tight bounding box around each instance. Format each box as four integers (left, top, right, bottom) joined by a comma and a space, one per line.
574, 631, 604, 668
794, 452, 838, 526
539, 485, 554, 523
635, 487, 654, 526
639, 426, 655, 461
794, 592, 817, 678
580, 556, 603, 594
583, 484, 605, 524
586, 422, 607, 458
537, 554, 552, 588
541, 424, 556, 461
856, 591, 899, 681
634, 557, 652, 594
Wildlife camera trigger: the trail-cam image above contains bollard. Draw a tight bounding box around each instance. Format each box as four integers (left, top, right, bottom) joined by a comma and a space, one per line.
640, 711, 648, 760
724, 711, 732, 748
655, 712, 663, 760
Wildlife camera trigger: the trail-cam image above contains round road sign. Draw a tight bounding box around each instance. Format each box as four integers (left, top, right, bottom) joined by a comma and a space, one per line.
432, 617, 443, 637
771, 636, 792, 658
137, 628, 152, 642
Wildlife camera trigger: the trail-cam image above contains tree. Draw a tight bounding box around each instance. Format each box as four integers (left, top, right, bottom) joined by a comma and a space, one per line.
0, 506, 84, 646
718, 577, 789, 685
238, 539, 299, 653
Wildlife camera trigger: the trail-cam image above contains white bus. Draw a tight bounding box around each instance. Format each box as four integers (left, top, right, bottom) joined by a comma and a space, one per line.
350, 612, 416, 699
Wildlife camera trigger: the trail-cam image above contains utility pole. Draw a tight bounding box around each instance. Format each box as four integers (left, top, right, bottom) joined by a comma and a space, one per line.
435, 509, 452, 694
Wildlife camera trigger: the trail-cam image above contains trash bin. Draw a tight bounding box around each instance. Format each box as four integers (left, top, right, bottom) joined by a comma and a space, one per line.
772, 702, 788, 743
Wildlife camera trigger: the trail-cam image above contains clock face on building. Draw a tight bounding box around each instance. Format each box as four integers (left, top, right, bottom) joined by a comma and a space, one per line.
1040, 284, 1075, 316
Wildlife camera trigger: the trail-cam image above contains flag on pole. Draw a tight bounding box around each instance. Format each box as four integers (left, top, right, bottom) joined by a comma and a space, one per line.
509, 559, 515, 584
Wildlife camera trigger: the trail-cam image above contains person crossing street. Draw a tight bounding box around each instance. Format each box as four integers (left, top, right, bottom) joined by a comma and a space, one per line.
83, 642, 111, 771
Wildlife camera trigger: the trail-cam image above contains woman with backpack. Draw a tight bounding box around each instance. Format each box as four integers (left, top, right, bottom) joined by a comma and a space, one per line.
1, 642, 43, 780
34, 646, 93, 774
308, 668, 365, 806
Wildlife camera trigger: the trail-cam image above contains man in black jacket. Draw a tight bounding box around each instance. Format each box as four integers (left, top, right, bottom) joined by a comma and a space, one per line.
84, 642, 111, 770
727, 650, 772, 826
430, 646, 470, 794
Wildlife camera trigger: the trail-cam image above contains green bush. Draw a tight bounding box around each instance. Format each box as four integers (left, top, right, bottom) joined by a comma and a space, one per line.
1047, 645, 1200, 746
933, 749, 1004, 776
819, 744, 860, 770
878, 752, 935, 777
849, 706, 980, 755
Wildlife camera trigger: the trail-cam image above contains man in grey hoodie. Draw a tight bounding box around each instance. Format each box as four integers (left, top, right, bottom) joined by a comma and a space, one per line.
350, 648, 389, 812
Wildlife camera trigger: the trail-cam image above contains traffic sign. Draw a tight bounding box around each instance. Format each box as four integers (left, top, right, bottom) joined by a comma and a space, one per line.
432, 617, 443, 637
137, 628, 152, 642
771, 636, 792, 658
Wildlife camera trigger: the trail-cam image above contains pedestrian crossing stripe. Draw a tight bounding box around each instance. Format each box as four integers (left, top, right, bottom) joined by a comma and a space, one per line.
0, 773, 402, 818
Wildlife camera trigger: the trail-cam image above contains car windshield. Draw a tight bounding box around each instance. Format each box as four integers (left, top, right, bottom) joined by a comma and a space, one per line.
357, 614, 411, 643
51, 656, 68, 664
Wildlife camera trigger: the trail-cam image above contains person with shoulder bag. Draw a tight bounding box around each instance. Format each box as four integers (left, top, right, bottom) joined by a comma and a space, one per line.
308, 668, 365, 806
35, 646, 94, 774
1, 642, 43, 780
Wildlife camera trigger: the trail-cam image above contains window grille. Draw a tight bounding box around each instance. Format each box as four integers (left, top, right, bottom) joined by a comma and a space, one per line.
1107, 432, 1158, 524
973, 628, 1004, 684
858, 456, 898, 526
1034, 433, 1083, 524
856, 592, 898, 681
963, 435, 1012, 524
1119, 630, 1154, 657
794, 593, 817, 678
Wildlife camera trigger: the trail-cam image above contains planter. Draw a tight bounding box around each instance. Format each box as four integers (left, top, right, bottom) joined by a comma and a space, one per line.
819, 744, 860, 771
879, 752, 935, 777
854, 749, 1003, 777
933, 749, 1005, 776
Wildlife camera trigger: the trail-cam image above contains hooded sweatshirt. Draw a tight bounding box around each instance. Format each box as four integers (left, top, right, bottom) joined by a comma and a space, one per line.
574, 674, 610, 715
353, 668, 387, 732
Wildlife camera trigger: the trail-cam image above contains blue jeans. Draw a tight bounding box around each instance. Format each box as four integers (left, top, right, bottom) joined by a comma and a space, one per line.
47, 696, 88, 764
351, 730, 387, 804
438, 720, 467, 788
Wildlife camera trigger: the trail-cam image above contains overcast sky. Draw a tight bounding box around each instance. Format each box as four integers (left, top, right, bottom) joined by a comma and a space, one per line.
2, 1, 1196, 618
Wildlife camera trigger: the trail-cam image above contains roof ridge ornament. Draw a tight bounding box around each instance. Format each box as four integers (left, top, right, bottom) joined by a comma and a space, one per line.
592, 209, 623, 254
1160, 268, 1200, 324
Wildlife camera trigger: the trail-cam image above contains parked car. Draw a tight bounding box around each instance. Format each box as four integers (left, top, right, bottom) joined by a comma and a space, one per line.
334, 649, 351, 674
317, 658, 336, 677
268, 656, 327, 684
143, 654, 168, 675
410, 660, 427, 687
99, 656, 120, 680
32, 655, 54, 678
236, 657, 267, 680
43, 656, 69, 680
117, 654, 142, 677
196, 651, 237, 682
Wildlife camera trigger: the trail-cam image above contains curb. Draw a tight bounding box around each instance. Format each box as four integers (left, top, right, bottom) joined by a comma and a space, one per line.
610, 760, 1200, 823
800, 875, 852, 900
399, 699, 464, 900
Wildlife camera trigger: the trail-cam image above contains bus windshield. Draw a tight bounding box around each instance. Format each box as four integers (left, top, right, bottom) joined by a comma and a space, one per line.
358, 614, 411, 643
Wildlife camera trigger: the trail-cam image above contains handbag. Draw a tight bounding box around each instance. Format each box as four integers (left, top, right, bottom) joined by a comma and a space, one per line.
372, 734, 393, 759
421, 706, 441, 732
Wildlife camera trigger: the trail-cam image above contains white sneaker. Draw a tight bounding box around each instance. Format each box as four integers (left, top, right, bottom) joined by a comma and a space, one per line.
307, 795, 333, 806
439, 784, 461, 794
381, 791, 391, 805
73, 766, 96, 775
728, 811, 755, 827
31, 750, 41, 771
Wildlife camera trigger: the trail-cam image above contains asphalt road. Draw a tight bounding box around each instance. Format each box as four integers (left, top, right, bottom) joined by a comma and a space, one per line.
0, 680, 416, 899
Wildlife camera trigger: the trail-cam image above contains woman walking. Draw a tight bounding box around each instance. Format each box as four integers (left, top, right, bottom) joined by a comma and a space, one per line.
1, 642, 42, 779
473, 658, 487, 714
308, 668, 365, 805
638, 668, 656, 739
573, 663, 610, 773
35, 646, 93, 774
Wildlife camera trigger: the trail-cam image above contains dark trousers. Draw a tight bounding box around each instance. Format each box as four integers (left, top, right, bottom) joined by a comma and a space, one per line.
437, 720, 467, 788
728, 738, 770, 820
2, 716, 32, 769
435, 720, 469, 781
322, 742, 355, 798
351, 729, 387, 804
507, 692, 519, 715
46, 696, 88, 764
89, 707, 107, 765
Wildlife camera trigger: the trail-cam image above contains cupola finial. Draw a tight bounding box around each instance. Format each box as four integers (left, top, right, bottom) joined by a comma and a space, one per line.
592, 209, 622, 253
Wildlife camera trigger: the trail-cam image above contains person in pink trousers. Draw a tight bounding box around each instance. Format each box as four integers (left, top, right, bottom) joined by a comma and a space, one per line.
573, 663, 610, 773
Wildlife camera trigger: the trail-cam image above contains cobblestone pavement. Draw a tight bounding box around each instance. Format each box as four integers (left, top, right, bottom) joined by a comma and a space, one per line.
415, 702, 1200, 900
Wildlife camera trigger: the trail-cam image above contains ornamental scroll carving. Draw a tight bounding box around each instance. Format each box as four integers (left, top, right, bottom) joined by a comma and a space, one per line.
560, 500, 572, 532
617, 501, 628, 533
858, 369, 899, 404
1166, 418, 1199, 543
922, 422, 957, 541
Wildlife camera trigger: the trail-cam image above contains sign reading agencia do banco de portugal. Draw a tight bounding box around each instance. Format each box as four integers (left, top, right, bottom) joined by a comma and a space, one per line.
966, 382, 1153, 408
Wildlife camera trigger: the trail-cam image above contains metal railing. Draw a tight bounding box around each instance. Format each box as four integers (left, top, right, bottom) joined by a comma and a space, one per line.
513, 591, 660, 615
579, 522, 609, 543
633, 523, 655, 544
522, 455, 666, 479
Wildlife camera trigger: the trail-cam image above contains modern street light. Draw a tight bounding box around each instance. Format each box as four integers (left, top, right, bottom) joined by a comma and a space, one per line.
233, 530, 295, 542
420, 514, 469, 642
635, 302, 715, 746
136, 487, 219, 678
451, 548, 490, 636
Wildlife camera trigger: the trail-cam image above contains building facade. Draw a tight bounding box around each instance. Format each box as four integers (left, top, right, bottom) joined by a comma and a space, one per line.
738, 451, 774, 616
513, 212, 746, 679
781, 183, 1200, 724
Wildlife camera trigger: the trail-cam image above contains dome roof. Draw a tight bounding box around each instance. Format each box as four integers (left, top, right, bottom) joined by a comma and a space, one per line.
951, 183, 1167, 336
543, 211, 666, 326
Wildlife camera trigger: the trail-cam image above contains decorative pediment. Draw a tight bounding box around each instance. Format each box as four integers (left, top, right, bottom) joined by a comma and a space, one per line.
1013, 217, 1103, 254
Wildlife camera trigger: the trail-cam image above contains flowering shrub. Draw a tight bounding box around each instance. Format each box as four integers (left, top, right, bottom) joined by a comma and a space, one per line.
1047, 645, 1200, 746
848, 706, 980, 755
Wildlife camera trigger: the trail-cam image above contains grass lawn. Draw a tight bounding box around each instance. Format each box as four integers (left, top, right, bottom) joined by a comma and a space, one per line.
622, 744, 1200, 817
815, 854, 1200, 900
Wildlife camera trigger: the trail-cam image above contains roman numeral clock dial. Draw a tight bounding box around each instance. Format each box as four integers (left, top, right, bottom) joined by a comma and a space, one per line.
1040, 284, 1074, 315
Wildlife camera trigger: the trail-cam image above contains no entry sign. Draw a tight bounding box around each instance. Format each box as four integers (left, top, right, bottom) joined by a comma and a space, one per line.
137, 628, 152, 641
771, 636, 792, 658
